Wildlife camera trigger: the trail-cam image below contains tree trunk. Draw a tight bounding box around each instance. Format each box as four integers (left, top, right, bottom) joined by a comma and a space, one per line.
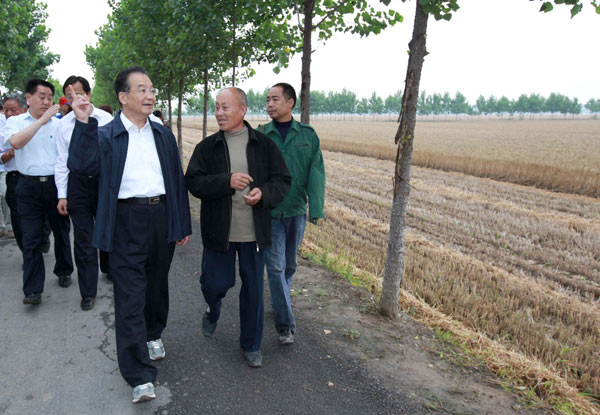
300, 0, 315, 124
232, 0, 237, 86
203, 69, 209, 139
380, 2, 428, 318
177, 77, 184, 162
167, 85, 173, 132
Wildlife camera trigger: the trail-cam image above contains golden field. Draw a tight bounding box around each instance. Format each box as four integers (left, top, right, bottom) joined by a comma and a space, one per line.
181, 118, 600, 411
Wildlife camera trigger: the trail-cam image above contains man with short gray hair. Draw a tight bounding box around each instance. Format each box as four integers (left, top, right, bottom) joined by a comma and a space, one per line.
185, 87, 291, 368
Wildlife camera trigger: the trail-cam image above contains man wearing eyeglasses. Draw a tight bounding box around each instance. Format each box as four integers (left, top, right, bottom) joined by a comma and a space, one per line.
69, 66, 191, 404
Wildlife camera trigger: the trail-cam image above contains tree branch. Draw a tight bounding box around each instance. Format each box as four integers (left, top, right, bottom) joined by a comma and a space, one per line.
314, 0, 355, 30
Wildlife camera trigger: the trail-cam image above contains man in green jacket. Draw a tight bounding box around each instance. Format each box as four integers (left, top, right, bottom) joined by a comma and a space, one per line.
260, 83, 325, 345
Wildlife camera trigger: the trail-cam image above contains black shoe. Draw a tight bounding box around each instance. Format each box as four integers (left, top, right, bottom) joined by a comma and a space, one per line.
23, 293, 41, 305
41, 240, 50, 254
243, 350, 262, 368
58, 275, 72, 288
202, 311, 217, 337
80, 297, 95, 311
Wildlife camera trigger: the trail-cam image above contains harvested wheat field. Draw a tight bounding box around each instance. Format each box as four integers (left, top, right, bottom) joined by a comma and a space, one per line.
181, 118, 600, 412
313, 118, 600, 197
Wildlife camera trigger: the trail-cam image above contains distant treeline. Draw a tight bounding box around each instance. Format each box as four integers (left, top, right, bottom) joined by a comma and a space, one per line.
185, 89, 600, 117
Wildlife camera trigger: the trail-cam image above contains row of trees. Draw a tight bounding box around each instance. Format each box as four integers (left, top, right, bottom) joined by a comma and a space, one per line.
84, 0, 403, 152
193, 88, 599, 117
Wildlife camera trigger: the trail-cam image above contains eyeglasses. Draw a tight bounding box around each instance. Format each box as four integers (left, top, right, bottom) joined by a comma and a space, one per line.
126, 87, 159, 96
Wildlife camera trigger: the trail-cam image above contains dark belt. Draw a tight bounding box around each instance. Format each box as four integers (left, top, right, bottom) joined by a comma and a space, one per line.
6, 171, 20, 177
118, 195, 166, 205
21, 174, 54, 182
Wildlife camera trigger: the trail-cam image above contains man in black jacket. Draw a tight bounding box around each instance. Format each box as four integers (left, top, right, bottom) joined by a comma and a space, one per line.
185, 87, 290, 368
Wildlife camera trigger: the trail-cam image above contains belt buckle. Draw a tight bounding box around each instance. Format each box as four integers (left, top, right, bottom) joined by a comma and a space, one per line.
40, 177, 48, 182
149, 196, 160, 205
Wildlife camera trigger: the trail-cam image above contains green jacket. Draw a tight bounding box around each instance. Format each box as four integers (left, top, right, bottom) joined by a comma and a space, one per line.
258, 118, 325, 219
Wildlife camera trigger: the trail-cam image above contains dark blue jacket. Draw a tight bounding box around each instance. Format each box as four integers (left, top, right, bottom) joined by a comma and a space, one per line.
68, 112, 192, 252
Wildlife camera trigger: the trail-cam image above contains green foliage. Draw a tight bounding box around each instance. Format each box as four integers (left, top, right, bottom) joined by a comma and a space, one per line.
186, 94, 216, 115
246, 88, 269, 113
273, 0, 404, 72
368, 91, 385, 114
0, 0, 59, 91
48, 78, 63, 104
586, 98, 600, 113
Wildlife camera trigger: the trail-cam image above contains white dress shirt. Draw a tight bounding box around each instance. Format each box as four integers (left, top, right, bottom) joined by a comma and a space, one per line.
118, 112, 165, 199
3, 111, 59, 176
55, 106, 113, 198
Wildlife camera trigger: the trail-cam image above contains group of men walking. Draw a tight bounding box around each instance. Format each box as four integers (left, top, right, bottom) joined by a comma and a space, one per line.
2, 66, 325, 404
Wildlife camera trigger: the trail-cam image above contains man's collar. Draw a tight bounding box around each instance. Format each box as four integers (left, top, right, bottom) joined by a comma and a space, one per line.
120, 111, 149, 132
265, 117, 298, 133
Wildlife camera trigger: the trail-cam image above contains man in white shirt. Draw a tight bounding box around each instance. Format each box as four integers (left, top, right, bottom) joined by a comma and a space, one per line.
4, 79, 74, 305
55, 76, 112, 311
69, 66, 191, 404
0, 94, 28, 248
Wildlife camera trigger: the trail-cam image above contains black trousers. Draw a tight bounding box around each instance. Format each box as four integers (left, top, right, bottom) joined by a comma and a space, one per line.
17, 175, 73, 296
5, 171, 23, 250
68, 173, 109, 299
201, 243, 265, 352
6, 171, 50, 252
110, 199, 175, 387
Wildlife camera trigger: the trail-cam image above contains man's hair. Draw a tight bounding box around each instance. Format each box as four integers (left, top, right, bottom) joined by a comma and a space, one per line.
153, 109, 163, 119
272, 82, 296, 108
99, 104, 113, 115
63, 75, 91, 95
25, 79, 55, 96
219, 87, 248, 107
114, 66, 147, 104
3, 93, 27, 109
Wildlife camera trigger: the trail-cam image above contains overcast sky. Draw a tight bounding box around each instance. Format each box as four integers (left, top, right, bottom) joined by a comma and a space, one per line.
45, 0, 600, 103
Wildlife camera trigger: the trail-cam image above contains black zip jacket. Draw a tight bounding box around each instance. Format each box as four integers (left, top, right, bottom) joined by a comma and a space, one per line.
185, 121, 291, 251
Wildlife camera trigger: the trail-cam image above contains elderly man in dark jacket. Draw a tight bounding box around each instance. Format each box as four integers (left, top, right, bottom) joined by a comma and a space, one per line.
185, 87, 290, 368
69, 66, 191, 404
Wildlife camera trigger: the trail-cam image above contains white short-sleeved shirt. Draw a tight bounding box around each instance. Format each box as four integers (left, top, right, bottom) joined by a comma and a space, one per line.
3, 111, 59, 176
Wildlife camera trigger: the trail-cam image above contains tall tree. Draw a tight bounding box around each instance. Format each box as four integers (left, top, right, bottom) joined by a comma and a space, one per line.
275, 0, 403, 123
0, 0, 59, 91
379, 0, 598, 318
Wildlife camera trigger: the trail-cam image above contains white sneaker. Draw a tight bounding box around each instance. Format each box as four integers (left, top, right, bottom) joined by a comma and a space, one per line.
132, 382, 155, 403
147, 338, 165, 361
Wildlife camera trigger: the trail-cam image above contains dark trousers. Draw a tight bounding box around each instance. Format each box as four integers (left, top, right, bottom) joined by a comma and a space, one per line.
68, 173, 108, 299
6, 172, 50, 252
17, 176, 73, 296
110, 200, 175, 387
201, 243, 265, 352
5, 171, 23, 250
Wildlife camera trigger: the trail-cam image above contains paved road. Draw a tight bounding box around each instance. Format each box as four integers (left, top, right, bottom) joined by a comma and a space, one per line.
0, 221, 416, 414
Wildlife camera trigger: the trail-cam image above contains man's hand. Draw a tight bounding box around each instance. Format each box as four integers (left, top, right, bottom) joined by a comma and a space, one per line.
309, 218, 322, 225
40, 104, 60, 124
176, 235, 190, 246
0, 148, 14, 164
243, 187, 262, 206
230, 173, 253, 190
68, 84, 93, 123
57, 198, 68, 216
